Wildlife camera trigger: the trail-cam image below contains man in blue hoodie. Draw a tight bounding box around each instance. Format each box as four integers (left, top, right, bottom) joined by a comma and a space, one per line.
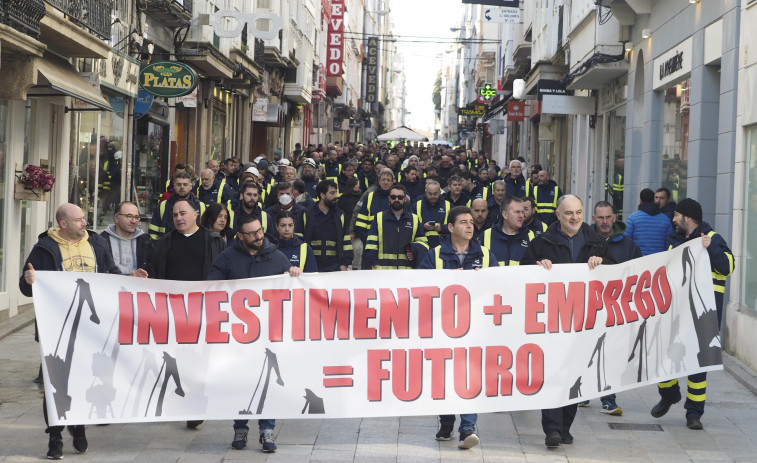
623, 188, 673, 255
208, 214, 300, 453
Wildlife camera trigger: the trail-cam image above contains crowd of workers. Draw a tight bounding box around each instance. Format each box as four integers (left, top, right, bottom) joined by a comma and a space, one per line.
20, 140, 733, 459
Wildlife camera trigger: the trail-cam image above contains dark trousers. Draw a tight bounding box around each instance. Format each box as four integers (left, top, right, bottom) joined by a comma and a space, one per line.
541, 404, 578, 435
657, 371, 707, 419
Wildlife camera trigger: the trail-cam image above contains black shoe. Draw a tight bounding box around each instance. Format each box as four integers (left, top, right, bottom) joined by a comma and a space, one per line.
47, 434, 63, 460
686, 417, 704, 430
435, 424, 453, 441
651, 398, 679, 418
186, 420, 204, 429
561, 432, 574, 444
67, 425, 87, 453
457, 429, 480, 449
231, 430, 248, 449
545, 430, 562, 448
259, 429, 277, 453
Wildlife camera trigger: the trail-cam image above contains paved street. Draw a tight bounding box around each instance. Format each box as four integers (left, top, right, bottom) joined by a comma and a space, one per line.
2, 313, 756, 463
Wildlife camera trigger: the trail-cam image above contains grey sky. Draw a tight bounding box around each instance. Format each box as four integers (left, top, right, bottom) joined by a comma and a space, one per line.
389, 0, 464, 134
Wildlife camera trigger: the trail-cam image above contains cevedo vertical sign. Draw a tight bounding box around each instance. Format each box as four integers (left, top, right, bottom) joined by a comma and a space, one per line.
327, 0, 345, 78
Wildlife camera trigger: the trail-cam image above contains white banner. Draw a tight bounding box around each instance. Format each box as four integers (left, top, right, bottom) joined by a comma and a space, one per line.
33, 240, 722, 426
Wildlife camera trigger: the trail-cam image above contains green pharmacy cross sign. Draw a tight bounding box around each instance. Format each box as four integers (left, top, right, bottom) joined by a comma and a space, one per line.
139, 61, 199, 98
478, 83, 497, 103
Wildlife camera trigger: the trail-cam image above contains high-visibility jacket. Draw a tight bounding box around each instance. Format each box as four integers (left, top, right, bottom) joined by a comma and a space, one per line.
482, 225, 535, 266
414, 198, 451, 248
195, 178, 235, 205
530, 181, 561, 225
324, 160, 341, 184
354, 189, 391, 241
278, 236, 318, 272
299, 204, 353, 271
357, 170, 376, 191
363, 209, 428, 269
148, 195, 206, 240
228, 203, 271, 236
667, 223, 733, 304
418, 239, 496, 270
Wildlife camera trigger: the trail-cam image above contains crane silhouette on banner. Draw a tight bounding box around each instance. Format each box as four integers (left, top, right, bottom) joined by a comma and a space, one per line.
240, 348, 284, 416
588, 332, 611, 392
86, 310, 121, 419
680, 246, 721, 367
144, 352, 185, 417
121, 350, 160, 418
45, 278, 99, 420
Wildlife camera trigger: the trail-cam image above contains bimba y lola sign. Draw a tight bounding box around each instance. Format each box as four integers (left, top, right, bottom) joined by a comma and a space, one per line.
139, 61, 199, 98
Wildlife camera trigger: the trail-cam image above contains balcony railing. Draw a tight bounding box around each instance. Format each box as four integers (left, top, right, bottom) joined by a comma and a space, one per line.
143, 0, 192, 28
45, 0, 112, 40
2, 0, 46, 39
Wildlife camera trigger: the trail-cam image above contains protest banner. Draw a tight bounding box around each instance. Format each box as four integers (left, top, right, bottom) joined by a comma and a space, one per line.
32, 239, 722, 425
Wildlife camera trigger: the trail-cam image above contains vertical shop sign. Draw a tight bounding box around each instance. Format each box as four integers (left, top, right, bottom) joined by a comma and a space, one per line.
326, 0, 345, 78
366, 36, 379, 104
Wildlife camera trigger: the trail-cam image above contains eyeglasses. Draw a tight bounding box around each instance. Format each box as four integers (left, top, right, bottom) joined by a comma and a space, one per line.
117, 214, 140, 221
238, 227, 264, 238
389, 194, 405, 200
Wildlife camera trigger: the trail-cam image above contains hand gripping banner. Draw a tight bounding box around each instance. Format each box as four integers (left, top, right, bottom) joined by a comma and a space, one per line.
32, 239, 722, 425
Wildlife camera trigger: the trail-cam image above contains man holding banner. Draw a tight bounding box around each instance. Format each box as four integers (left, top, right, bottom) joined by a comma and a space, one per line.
20, 203, 148, 460
521, 195, 615, 448
208, 214, 301, 452
419, 205, 497, 450
651, 198, 733, 430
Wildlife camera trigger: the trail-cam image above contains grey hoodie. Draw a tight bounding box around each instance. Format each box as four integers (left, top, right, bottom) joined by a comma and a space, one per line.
103, 225, 144, 274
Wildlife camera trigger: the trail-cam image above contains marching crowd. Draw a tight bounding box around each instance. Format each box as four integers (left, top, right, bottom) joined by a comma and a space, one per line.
20, 140, 733, 459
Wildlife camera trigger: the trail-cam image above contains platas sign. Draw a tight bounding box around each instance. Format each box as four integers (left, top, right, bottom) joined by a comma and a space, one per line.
139, 61, 199, 98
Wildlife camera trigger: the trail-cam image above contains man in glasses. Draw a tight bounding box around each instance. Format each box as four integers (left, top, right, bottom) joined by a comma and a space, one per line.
363, 184, 428, 269
208, 214, 301, 453
101, 201, 153, 276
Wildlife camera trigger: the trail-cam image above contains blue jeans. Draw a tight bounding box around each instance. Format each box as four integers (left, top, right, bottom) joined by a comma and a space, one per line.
439, 414, 477, 432
233, 419, 275, 431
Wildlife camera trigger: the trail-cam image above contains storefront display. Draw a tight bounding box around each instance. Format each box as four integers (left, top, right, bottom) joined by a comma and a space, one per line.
67, 90, 125, 230
743, 125, 757, 310
660, 79, 690, 203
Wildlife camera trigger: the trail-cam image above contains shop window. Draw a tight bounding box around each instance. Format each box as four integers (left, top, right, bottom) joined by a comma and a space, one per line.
0, 101, 7, 291
68, 98, 125, 230
661, 79, 690, 203
743, 125, 757, 312
605, 108, 626, 219
19, 101, 35, 276
134, 119, 168, 217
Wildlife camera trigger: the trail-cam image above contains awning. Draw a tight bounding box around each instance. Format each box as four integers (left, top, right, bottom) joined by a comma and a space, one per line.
33, 54, 112, 111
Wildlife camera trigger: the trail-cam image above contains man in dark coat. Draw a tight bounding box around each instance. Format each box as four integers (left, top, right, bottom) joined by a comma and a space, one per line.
20, 203, 147, 460
521, 195, 616, 449
208, 214, 300, 453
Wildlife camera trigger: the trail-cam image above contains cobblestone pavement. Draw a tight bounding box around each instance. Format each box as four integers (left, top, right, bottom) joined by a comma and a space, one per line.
1, 320, 756, 462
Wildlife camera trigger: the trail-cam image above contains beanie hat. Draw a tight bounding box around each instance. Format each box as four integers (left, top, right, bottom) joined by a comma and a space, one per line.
257, 159, 269, 171
674, 198, 702, 222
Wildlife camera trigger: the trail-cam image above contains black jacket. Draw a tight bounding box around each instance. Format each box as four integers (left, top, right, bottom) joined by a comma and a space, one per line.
208, 235, 291, 280
20, 230, 120, 297
150, 227, 226, 280
521, 222, 616, 266
591, 221, 641, 264
100, 229, 154, 275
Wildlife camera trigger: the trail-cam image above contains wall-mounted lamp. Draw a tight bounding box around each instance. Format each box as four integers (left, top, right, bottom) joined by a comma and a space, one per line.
689, 0, 699, 4
641, 28, 651, 39
625, 42, 633, 52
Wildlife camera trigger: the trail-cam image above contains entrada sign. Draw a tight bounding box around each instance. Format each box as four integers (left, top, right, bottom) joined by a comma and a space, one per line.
139, 61, 198, 98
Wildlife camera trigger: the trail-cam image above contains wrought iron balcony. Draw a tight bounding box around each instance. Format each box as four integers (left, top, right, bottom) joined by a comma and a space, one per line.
1, 0, 46, 39
142, 0, 193, 28
45, 0, 112, 40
